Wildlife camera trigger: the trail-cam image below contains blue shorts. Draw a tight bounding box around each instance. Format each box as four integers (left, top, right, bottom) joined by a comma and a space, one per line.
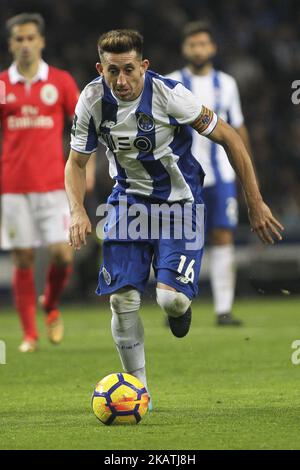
201, 181, 238, 233
96, 196, 205, 300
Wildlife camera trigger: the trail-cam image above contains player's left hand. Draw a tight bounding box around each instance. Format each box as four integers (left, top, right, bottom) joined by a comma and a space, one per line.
248, 200, 284, 244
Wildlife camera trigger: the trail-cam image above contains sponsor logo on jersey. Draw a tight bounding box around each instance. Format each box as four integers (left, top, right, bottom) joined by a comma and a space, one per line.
7, 116, 54, 130
22, 105, 38, 115
134, 136, 153, 152
40, 84, 58, 105
137, 113, 155, 132
99, 134, 154, 153
102, 267, 112, 285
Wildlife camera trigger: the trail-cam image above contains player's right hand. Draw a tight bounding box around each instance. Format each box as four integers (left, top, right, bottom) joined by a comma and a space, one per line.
69, 208, 92, 250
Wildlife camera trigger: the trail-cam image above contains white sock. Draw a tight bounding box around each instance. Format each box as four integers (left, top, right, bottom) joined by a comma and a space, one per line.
111, 310, 147, 384
131, 366, 148, 391
209, 244, 236, 315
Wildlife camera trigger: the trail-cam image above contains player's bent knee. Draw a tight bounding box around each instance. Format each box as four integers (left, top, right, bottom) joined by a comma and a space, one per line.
156, 288, 191, 318
110, 289, 141, 315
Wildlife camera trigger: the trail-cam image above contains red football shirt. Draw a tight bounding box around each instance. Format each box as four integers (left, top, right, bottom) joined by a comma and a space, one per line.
0, 61, 79, 194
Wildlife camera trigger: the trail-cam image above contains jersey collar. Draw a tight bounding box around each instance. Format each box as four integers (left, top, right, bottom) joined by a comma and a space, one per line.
8, 60, 49, 85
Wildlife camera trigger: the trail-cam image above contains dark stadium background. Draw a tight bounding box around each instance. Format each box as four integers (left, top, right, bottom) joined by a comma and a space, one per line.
1, 0, 300, 302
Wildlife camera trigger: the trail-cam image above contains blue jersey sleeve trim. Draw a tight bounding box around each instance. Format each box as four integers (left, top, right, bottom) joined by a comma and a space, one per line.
85, 116, 98, 152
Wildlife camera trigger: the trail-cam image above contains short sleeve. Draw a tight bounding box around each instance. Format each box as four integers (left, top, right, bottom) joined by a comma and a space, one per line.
166, 83, 203, 125
166, 82, 218, 135
227, 78, 244, 129
70, 89, 98, 155
61, 71, 80, 118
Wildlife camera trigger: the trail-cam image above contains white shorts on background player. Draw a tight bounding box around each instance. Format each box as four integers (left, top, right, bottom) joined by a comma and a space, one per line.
0, 190, 70, 250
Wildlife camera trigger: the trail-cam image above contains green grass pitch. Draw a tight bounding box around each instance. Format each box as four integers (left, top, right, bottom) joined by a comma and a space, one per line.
1, 297, 300, 450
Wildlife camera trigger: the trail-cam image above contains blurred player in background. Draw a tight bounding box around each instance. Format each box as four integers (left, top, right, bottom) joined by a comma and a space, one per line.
168, 22, 253, 326
0, 13, 79, 352
65, 30, 283, 406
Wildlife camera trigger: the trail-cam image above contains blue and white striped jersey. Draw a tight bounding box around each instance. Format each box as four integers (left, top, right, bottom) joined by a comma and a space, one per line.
71, 70, 217, 202
167, 68, 244, 187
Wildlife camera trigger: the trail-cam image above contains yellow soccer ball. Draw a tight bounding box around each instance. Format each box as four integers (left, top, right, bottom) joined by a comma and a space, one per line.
92, 373, 149, 425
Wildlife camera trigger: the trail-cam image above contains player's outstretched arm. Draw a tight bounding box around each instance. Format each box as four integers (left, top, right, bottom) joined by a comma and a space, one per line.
65, 149, 93, 250
205, 118, 284, 244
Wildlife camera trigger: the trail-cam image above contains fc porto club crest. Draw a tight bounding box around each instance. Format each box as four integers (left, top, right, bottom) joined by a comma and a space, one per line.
137, 113, 154, 132
102, 266, 112, 285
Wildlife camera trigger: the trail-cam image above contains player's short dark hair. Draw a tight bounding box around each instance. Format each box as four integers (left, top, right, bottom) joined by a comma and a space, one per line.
182, 21, 216, 43
97, 29, 143, 60
6, 13, 45, 37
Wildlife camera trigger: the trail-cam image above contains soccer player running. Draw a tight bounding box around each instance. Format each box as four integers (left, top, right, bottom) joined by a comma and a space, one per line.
65, 30, 283, 404
168, 21, 254, 326
0, 14, 79, 352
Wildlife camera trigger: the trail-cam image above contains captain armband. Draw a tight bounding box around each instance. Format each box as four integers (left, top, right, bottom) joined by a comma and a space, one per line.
191, 106, 218, 136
